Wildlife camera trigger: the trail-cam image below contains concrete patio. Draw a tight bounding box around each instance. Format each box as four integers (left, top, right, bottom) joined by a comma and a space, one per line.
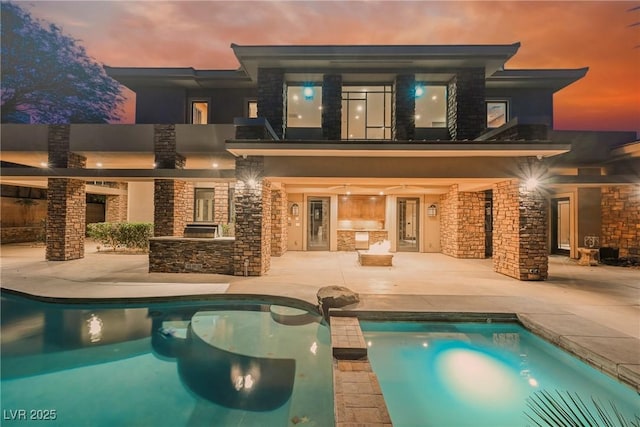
1, 242, 638, 391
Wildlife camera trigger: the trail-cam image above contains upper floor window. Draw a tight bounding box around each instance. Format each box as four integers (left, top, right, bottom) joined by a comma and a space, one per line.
247, 100, 258, 118
487, 101, 508, 128
342, 85, 392, 140
287, 85, 322, 127
191, 100, 209, 124
415, 85, 447, 128
194, 188, 214, 222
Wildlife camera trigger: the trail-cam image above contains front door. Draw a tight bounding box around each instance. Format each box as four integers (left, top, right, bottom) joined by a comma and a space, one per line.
551, 198, 571, 255
397, 198, 419, 252
307, 197, 330, 251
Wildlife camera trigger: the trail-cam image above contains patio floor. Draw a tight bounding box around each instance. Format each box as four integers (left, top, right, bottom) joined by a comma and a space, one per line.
1, 242, 639, 391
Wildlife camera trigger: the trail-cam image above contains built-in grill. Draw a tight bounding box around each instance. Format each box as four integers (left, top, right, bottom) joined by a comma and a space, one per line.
183, 223, 218, 238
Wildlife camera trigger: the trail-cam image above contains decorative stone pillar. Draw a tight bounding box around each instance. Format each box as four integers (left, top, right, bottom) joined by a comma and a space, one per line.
46, 125, 87, 261
105, 182, 128, 222
601, 185, 640, 258
393, 74, 416, 141
322, 74, 342, 140
447, 68, 486, 141
271, 188, 288, 257
439, 185, 485, 258
153, 124, 190, 237
234, 156, 272, 276
493, 179, 548, 280
257, 68, 284, 139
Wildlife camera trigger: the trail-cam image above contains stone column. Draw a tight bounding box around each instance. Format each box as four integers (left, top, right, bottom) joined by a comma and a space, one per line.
271, 188, 288, 257
447, 68, 486, 141
493, 179, 548, 280
234, 156, 272, 276
257, 68, 284, 139
393, 74, 416, 141
213, 182, 230, 225
601, 185, 640, 258
439, 185, 485, 258
153, 124, 189, 237
46, 125, 87, 261
322, 74, 342, 140
105, 182, 128, 222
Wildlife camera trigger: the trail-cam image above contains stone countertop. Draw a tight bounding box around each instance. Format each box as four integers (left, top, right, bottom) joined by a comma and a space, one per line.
150, 236, 235, 241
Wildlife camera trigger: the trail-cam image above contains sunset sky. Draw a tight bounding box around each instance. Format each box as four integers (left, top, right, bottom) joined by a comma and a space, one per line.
23, 0, 640, 135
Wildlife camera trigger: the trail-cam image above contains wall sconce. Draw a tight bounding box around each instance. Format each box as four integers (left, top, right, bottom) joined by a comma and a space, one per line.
290, 203, 299, 217
427, 204, 437, 217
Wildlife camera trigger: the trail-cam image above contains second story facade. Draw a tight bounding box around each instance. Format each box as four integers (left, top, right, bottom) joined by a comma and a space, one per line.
106, 43, 588, 142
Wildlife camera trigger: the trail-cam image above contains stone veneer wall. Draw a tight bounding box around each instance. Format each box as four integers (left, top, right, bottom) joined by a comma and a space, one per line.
271, 188, 288, 257
105, 182, 128, 222
337, 230, 388, 251
149, 237, 234, 274
601, 186, 640, 257
213, 182, 229, 224
393, 74, 416, 141
493, 180, 548, 281
447, 68, 486, 141
46, 125, 86, 261
234, 157, 272, 276
153, 124, 192, 237
1, 226, 45, 244
439, 185, 485, 258
322, 74, 342, 140
257, 68, 284, 139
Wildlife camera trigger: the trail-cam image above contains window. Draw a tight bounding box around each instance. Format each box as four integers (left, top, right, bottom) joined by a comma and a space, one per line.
191, 101, 209, 124
194, 188, 214, 222
486, 101, 508, 128
342, 85, 392, 140
286, 85, 322, 127
247, 100, 258, 118
415, 85, 447, 128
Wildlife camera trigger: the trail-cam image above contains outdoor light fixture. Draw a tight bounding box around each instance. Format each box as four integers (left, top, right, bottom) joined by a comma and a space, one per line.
96, 162, 103, 168
212, 163, 219, 168
39, 162, 48, 168
525, 177, 539, 191
415, 85, 425, 98
427, 204, 438, 217
302, 86, 314, 100
290, 203, 299, 216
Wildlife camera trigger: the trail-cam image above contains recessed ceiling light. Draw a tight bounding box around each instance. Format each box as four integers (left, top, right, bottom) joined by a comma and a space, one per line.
96, 162, 103, 168
40, 162, 48, 168
212, 163, 219, 168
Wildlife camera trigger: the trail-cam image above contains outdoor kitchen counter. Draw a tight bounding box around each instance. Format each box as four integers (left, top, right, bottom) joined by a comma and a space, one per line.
337, 229, 388, 251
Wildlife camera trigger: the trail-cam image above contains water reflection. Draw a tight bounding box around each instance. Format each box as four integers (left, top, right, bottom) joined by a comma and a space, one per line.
1, 294, 322, 412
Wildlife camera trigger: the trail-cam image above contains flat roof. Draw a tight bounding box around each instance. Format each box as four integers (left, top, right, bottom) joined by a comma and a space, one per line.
231, 42, 522, 79
487, 68, 589, 91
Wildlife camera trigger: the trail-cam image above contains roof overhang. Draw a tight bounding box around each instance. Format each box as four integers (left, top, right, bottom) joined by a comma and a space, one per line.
104, 66, 253, 90
225, 141, 570, 158
231, 43, 521, 80
486, 68, 588, 91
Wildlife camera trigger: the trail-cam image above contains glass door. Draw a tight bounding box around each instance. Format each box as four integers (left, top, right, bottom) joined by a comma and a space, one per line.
551, 198, 570, 255
307, 197, 330, 251
397, 198, 419, 252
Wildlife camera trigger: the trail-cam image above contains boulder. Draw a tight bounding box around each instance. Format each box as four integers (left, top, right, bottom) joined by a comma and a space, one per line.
317, 286, 360, 320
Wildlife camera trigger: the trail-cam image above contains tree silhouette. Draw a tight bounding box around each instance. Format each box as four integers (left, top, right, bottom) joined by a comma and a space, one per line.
1, 2, 124, 123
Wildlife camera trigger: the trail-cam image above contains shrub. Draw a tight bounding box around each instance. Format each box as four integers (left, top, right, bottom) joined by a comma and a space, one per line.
87, 222, 153, 251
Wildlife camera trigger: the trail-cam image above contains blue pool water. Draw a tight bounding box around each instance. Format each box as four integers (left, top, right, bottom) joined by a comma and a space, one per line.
362, 321, 640, 427
1, 294, 333, 426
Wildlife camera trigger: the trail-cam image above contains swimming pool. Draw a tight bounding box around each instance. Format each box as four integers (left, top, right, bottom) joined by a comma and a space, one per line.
361, 321, 640, 427
1, 293, 334, 426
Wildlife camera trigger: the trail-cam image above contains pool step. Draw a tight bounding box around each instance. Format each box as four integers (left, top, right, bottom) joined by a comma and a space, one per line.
330, 316, 367, 360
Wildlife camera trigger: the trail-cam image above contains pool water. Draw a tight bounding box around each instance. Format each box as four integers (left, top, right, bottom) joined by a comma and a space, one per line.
1, 294, 333, 426
362, 321, 640, 427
